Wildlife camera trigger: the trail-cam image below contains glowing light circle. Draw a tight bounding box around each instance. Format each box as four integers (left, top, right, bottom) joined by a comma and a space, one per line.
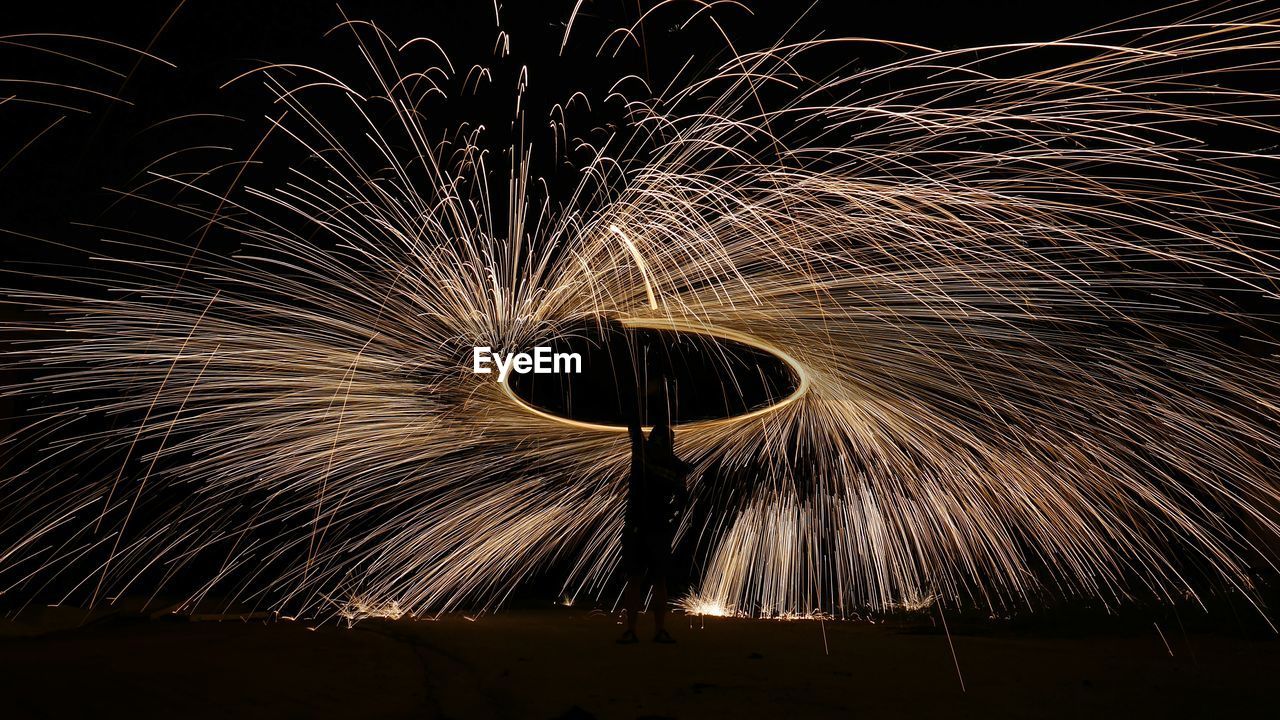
497, 317, 811, 432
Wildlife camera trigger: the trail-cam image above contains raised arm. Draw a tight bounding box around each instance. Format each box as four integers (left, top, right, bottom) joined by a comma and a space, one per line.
627, 419, 644, 455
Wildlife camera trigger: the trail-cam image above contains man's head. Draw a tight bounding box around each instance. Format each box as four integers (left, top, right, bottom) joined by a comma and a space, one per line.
648, 423, 674, 455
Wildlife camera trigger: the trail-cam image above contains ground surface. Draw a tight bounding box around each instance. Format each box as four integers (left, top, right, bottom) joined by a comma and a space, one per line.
0, 604, 1275, 719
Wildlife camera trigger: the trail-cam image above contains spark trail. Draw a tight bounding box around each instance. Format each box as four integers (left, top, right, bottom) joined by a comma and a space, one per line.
2, 3, 1280, 620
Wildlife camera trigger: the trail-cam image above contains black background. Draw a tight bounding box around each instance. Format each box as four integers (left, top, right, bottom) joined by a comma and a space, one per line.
2, 2, 1277, 619
0, 0, 1197, 432
1, 0, 1185, 275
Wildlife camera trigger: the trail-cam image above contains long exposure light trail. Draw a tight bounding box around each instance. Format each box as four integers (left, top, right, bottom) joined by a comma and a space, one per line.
2, 3, 1280, 621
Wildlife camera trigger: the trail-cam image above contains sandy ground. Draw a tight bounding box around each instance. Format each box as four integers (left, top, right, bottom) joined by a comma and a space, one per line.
0, 605, 1276, 719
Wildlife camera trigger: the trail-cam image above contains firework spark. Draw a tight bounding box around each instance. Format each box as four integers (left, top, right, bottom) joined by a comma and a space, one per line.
3, 3, 1280, 622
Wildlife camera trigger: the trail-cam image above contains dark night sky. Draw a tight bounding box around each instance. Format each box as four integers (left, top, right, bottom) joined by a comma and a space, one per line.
1, 0, 1181, 272
1, 0, 1277, 616
2, 0, 1272, 442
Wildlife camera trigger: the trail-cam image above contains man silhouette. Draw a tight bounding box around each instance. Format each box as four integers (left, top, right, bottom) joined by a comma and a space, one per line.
618, 378, 689, 644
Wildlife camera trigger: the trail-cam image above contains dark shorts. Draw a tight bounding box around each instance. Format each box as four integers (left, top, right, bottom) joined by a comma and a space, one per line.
622, 527, 673, 579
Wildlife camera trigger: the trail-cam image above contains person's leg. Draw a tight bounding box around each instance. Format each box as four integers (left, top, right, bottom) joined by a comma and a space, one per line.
623, 575, 641, 635
651, 535, 676, 642
653, 577, 668, 633
618, 531, 642, 643
617, 576, 642, 643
